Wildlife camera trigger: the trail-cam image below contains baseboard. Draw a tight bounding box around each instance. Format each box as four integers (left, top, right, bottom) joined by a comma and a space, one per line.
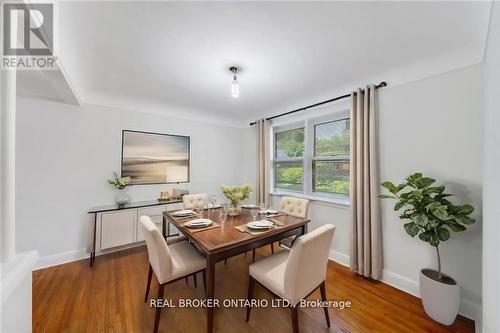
34, 242, 146, 270
34, 248, 88, 270
329, 249, 350, 267
328, 250, 481, 326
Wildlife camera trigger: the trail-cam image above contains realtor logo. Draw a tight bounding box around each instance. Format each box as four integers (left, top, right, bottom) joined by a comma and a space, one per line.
2, 3, 55, 69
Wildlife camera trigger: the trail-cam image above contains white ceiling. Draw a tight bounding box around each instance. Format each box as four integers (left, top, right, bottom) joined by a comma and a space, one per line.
18, 1, 491, 126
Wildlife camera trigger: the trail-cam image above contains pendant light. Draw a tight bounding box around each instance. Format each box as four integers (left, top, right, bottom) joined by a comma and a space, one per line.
229, 66, 239, 98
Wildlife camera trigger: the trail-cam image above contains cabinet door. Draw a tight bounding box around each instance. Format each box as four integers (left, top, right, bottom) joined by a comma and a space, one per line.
101, 210, 137, 250
137, 206, 166, 241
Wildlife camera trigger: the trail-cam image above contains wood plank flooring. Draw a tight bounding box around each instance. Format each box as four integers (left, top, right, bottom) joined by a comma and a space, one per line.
33, 245, 474, 333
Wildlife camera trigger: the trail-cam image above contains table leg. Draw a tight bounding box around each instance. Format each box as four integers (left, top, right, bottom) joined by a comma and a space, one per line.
90, 212, 97, 267
206, 256, 216, 333
162, 215, 167, 239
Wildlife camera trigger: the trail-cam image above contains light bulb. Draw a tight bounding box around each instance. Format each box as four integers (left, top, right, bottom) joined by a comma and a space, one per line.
231, 76, 239, 98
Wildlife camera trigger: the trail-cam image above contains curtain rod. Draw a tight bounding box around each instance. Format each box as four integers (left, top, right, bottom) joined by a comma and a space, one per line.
249, 81, 387, 126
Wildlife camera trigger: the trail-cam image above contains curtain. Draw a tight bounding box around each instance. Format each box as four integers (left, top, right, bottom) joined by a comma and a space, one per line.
350, 85, 383, 280
255, 119, 270, 207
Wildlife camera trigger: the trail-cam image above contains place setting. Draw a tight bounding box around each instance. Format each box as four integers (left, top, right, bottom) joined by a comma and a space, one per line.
234, 207, 286, 235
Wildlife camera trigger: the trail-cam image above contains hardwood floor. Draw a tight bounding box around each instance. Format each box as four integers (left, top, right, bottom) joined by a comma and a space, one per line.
33, 245, 474, 333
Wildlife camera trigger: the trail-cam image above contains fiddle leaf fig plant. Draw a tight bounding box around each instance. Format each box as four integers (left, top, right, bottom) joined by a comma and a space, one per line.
380, 172, 475, 280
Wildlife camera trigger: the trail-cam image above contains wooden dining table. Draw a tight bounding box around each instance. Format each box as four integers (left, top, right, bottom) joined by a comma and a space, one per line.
162, 207, 310, 333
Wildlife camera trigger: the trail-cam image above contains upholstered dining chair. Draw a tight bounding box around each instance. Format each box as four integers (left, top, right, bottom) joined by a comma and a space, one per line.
252, 196, 310, 262
140, 216, 207, 333
246, 224, 335, 333
182, 193, 208, 209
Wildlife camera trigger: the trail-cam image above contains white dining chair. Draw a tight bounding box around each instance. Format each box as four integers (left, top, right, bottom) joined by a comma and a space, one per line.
182, 193, 208, 209
246, 224, 335, 333
140, 216, 207, 333
252, 196, 310, 262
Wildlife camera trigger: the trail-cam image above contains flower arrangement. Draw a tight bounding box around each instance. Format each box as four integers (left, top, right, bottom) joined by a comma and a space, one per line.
107, 172, 131, 190
221, 184, 252, 216
221, 184, 252, 206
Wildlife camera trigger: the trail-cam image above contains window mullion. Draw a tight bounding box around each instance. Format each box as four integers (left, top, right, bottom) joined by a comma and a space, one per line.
304, 119, 314, 196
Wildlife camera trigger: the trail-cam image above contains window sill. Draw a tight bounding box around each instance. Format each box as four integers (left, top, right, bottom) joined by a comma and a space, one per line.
270, 191, 351, 208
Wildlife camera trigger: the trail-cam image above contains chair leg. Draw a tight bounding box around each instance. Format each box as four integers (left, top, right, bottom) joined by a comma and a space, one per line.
202, 270, 207, 293
193, 273, 197, 288
245, 276, 255, 322
224, 259, 227, 265
270, 243, 274, 254
185, 276, 188, 284
153, 284, 165, 333
144, 264, 153, 303
290, 305, 299, 333
252, 249, 256, 262
320, 281, 330, 327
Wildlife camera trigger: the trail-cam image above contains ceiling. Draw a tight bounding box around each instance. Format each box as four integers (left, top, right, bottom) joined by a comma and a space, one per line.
17, 1, 491, 126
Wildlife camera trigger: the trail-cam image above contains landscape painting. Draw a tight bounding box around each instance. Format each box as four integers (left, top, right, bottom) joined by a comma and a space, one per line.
121, 130, 190, 185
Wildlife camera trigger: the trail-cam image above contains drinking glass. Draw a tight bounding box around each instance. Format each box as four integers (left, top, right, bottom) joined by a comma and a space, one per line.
211, 194, 218, 208
219, 210, 228, 224
251, 208, 259, 221
259, 202, 266, 215
196, 202, 204, 218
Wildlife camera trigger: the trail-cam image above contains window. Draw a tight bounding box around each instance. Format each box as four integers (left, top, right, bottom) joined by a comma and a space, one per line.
312, 119, 350, 197
274, 128, 304, 192
271, 112, 350, 204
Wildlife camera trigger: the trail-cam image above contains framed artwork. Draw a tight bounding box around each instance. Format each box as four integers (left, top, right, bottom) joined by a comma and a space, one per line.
121, 130, 190, 185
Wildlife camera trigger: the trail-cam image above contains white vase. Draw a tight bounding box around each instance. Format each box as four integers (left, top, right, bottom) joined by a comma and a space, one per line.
419, 269, 459, 325
115, 188, 131, 205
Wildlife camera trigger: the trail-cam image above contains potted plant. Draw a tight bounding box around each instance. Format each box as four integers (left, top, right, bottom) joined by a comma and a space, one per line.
107, 172, 131, 205
380, 173, 475, 325
221, 184, 252, 216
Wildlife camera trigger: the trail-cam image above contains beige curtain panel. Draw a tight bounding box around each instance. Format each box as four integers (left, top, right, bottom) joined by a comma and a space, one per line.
350, 85, 383, 280
255, 119, 270, 207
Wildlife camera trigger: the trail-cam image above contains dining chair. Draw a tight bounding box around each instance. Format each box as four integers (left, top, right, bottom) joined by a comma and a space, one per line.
252, 196, 310, 262
182, 193, 208, 209
246, 224, 335, 333
140, 216, 207, 333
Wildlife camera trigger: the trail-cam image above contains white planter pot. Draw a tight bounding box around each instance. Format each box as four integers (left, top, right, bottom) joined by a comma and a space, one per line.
419, 269, 459, 325
115, 188, 131, 205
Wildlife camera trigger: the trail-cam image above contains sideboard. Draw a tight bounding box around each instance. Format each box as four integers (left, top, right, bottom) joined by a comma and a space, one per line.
88, 199, 183, 267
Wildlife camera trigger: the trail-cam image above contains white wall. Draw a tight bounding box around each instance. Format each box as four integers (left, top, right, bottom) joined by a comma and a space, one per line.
482, 2, 500, 332
15, 97, 249, 262
378, 64, 483, 321
246, 64, 484, 321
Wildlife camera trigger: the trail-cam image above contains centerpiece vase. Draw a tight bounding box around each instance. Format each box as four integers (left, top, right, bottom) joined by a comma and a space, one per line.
228, 203, 241, 216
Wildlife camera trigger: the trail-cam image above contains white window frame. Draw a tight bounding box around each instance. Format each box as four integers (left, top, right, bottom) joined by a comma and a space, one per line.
269, 103, 351, 206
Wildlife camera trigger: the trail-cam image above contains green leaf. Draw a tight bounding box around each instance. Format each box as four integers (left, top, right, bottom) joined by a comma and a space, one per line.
430, 204, 448, 220
394, 201, 405, 211
403, 222, 420, 237
381, 181, 399, 194
420, 177, 436, 188
457, 216, 476, 225
418, 230, 433, 242
457, 204, 474, 216
378, 194, 396, 199
437, 227, 450, 241
445, 221, 467, 232
411, 213, 428, 227
429, 232, 440, 247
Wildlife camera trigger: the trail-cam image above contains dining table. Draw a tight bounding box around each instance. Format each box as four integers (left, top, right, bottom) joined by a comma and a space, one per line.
162, 207, 310, 333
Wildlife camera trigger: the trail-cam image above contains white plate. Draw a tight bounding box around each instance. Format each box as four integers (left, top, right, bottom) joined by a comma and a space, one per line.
247, 220, 274, 229
259, 209, 278, 215
173, 209, 194, 217
241, 204, 259, 209
185, 218, 213, 228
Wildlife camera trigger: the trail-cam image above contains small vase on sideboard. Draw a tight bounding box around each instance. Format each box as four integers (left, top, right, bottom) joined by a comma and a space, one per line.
115, 188, 131, 205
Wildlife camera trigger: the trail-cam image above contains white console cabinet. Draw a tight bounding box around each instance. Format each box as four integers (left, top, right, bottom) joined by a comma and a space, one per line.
88, 199, 183, 266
